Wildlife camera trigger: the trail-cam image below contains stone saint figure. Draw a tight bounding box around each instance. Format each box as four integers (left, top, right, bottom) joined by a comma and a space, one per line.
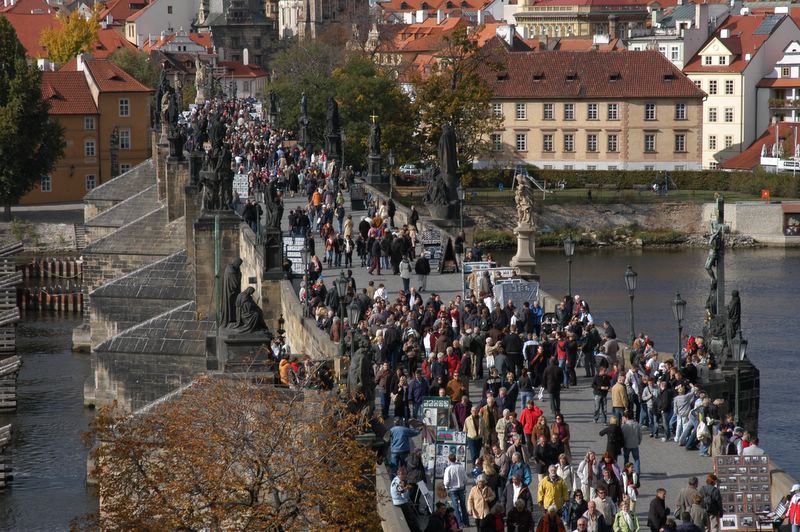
438, 123, 458, 198
347, 338, 375, 415
220, 258, 243, 327
325, 96, 340, 137
705, 224, 724, 282
263, 180, 282, 229
368, 118, 381, 157
514, 173, 535, 227
728, 289, 741, 337
230, 287, 268, 333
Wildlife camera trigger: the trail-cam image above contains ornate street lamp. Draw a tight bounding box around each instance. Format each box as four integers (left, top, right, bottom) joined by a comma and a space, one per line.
335, 270, 348, 321
624, 265, 638, 347
348, 300, 361, 363
301, 248, 309, 318
730, 331, 749, 424
563, 235, 576, 296
671, 292, 687, 366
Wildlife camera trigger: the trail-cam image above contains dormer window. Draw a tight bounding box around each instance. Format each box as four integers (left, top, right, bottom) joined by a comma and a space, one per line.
399, 1, 408, 8
719, 56, 727, 65
566, 72, 577, 82
496, 71, 509, 81
704, 56, 712, 65
609, 72, 621, 81
663, 73, 676, 81
421, 1, 428, 8
533, 72, 545, 81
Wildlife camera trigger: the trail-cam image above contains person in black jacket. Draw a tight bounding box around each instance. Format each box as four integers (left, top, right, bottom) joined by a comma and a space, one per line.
504, 325, 524, 375
542, 357, 563, 416
414, 255, 431, 292
654, 380, 675, 440
409, 205, 419, 230
647, 488, 670, 532
599, 417, 624, 460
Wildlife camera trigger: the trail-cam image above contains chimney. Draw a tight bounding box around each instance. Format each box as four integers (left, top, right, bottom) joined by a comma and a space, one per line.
76, 53, 85, 71
608, 15, 617, 38
437, 9, 443, 24
160, 30, 167, 40
243, 47, 249, 65
415, 9, 427, 23
477, 10, 484, 25
720, 28, 729, 38
106, 14, 113, 25
695, 3, 708, 29
651, 9, 658, 27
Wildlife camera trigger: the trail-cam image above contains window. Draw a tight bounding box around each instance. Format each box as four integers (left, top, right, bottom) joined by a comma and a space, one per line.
515, 133, 527, 152
674, 134, 686, 152
40, 175, 52, 192
671, 46, 679, 61
708, 107, 717, 122
644, 134, 656, 152
167, 5, 173, 13
84, 139, 95, 157
645, 103, 656, 121
694, 80, 702, 89
607, 103, 619, 120
542, 133, 553, 152
704, 56, 713, 65
491, 133, 502, 151
120, 163, 131, 173
119, 98, 130, 117
708, 80, 717, 95
85, 175, 96, 190
564, 103, 575, 121
564, 133, 574, 152
782, 66, 791, 77
675, 103, 687, 120
587, 134, 598, 152
543, 103, 554, 120
84, 116, 95, 130
719, 56, 727, 65
587, 165, 597, 171
564, 164, 574, 170
724, 135, 733, 149
515, 103, 527, 120
725, 80, 734, 95
724, 107, 734, 122
644, 165, 655, 171
709, 135, 717, 150
608, 165, 618, 171
243, 81, 251, 93
492, 103, 502, 118
659, 46, 666, 56
607, 134, 618, 152
119, 128, 131, 150
674, 165, 685, 171
587, 103, 598, 120
709, 162, 719, 169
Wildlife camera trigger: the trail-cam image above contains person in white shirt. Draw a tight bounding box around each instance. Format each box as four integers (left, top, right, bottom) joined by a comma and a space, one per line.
443, 453, 470, 528
742, 437, 765, 456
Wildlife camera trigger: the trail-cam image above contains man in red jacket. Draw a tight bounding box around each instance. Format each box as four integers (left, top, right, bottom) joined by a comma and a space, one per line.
519, 399, 543, 451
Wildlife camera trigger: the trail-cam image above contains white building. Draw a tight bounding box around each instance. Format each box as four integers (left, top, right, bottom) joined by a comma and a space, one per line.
756, 41, 800, 126
125, 0, 200, 48
684, 13, 800, 168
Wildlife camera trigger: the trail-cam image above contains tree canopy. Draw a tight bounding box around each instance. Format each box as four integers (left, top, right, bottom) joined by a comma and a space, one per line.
39, 7, 100, 65
108, 48, 162, 89
0, 16, 64, 215
411, 27, 503, 169
86, 376, 381, 530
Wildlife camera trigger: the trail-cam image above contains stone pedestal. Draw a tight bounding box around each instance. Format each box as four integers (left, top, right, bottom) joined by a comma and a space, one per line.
326, 133, 342, 163
159, 122, 169, 146
166, 160, 189, 222
206, 328, 273, 373
366, 154, 382, 184
193, 211, 241, 322
510, 223, 540, 280
188, 151, 204, 185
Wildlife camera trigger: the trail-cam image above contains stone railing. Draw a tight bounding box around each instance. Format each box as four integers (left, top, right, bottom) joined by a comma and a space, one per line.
280, 280, 339, 361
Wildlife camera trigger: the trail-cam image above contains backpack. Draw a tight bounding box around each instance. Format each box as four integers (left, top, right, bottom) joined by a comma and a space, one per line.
701, 486, 721, 516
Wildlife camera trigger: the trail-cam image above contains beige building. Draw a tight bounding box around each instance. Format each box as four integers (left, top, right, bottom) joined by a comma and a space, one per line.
513, 0, 648, 40
478, 49, 705, 171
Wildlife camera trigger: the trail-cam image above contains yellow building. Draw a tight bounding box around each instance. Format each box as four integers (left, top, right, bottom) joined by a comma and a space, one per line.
513, 0, 648, 40
478, 49, 705, 171
25, 56, 153, 205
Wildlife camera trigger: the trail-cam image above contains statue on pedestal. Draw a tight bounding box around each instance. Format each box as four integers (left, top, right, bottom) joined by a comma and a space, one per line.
298, 92, 310, 148
194, 58, 207, 105
346, 332, 375, 417
262, 180, 283, 229
230, 287, 269, 333
514, 173, 535, 228
215, 145, 233, 209
423, 124, 459, 219
369, 116, 381, 157
221, 258, 243, 327
153, 69, 168, 127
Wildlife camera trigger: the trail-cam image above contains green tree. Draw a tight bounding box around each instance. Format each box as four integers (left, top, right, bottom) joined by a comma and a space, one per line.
39, 7, 100, 64
412, 27, 503, 169
0, 16, 64, 217
108, 48, 162, 88
333, 56, 416, 170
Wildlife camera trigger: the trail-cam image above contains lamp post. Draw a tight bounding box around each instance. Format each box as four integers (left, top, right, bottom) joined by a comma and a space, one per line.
457, 184, 466, 295
335, 270, 348, 321
623, 265, 638, 347
347, 300, 361, 362
671, 292, 686, 367
301, 248, 309, 318
563, 235, 575, 297
729, 331, 748, 424
388, 149, 395, 198
340, 128, 346, 171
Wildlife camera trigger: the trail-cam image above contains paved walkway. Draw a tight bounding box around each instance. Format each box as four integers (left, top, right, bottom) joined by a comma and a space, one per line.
280, 187, 715, 529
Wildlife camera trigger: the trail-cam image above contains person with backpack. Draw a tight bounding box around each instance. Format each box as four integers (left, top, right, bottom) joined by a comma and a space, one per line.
698, 474, 723, 532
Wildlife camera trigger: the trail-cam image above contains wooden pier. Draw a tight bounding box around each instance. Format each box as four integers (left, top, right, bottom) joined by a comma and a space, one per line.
15, 256, 83, 314
0, 424, 12, 489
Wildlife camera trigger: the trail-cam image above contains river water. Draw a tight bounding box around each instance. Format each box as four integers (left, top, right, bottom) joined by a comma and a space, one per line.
0, 248, 797, 528
508, 246, 800, 481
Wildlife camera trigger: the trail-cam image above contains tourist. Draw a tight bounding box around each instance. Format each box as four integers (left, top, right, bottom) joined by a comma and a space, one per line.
506, 472, 535, 514
654, 380, 675, 441
388, 418, 420, 473
565, 490, 589, 531
538, 464, 569, 510
557, 453, 579, 495
399, 255, 412, 293
390, 466, 422, 532
414, 253, 430, 292
583, 499, 609, 532
507, 498, 535, 531
593, 366, 612, 424
426, 502, 448, 532
698, 475, 723, 532
647, 488, 669, 532
543, 357, 564, 416
597, 467, 622, 505
620, 463, 639, 512
785, 483, 800, 532
675, 477, 699, 518
676, 512, 701, 532
444, 453, 469, 528
620, 411, 642, 475
578, 451, 600, 500
468, 474, 496, 528
537, 504, 567, 532
599, 417, 624, 463
613, 498, 640, 532
611, 376, 628, 421
593, 488, 618, 531
689, 494, 709, 531
640, 376, 658, 437
465, 406, 483, 462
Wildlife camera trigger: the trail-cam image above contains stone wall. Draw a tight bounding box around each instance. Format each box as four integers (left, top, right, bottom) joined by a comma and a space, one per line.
701, 200, 800, 246
166, 160, 189, 222
90, 297, 187, 348
280, 280, 338, 360
193, 213, 241, 321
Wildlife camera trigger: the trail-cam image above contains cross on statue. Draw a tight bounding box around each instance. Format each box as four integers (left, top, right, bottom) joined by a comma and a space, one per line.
370, 112, 378, 124
705, 194, 729, 320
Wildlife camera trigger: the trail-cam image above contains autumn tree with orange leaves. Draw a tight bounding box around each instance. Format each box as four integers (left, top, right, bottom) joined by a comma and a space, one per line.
85, 376, 381, 531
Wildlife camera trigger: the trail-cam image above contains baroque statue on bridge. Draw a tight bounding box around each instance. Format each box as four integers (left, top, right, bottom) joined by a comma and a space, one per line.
514, 173, 535, 228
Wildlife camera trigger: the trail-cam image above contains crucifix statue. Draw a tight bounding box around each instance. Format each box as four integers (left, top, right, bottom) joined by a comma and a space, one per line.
705, 195, 729, 321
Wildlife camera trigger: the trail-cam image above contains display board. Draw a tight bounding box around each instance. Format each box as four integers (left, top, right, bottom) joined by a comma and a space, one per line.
232, 173, 249, 199
715, 454, 773, 530
282, 236, 306, 275
494, 279, 540, 311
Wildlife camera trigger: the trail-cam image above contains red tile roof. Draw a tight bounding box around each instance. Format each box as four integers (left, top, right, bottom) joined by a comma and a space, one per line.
76, 58, 154, 92
92, 27, 137, 58
757, 77, 800, 88
524, 0, 643, 6
379, 0, 489, 12
720, 121, 800, 170
0, 0, 53, 14
189, 32, 213, 52
217, 61, 268, 78
482, 49, 706, 99
684, 14, 793, 73
1, 12, 60, 58
41, 71, 98, 115
99, 0, 149, 23
144, 31, 215, 53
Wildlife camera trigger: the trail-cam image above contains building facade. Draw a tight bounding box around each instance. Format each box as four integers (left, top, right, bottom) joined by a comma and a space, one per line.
513, 0, 648, 40
23, 57, 153, 205
197, 0, 278, 68
684, 13, 800, 168
478, 50, 705, 171
124, 0, 201, 48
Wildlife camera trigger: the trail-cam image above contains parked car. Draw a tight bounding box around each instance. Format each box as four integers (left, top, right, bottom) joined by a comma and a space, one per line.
399, 164, 419, 175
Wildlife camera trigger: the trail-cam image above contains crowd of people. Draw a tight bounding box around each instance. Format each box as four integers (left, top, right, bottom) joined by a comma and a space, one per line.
186, 97, 796, 532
